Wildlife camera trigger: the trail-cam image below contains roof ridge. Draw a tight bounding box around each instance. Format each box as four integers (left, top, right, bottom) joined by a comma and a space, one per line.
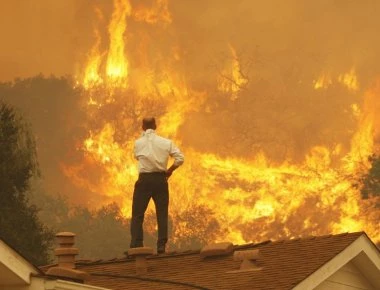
39, 232, 376, 290
65, 232, 366, 267
76, 241, 276, 265
270, 231, 365, 244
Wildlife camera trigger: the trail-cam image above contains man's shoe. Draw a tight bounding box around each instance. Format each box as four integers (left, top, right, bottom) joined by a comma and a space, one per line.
157, 245, 166, 254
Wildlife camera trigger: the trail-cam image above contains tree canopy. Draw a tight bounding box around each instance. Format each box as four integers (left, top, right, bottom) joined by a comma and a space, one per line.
0, 101, 53, 265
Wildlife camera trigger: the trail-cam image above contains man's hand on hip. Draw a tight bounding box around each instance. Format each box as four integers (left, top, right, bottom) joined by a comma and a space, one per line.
166, 169, 173, 179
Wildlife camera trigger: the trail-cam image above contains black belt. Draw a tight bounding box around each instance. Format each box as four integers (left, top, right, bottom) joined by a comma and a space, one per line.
139, 171, 166, 176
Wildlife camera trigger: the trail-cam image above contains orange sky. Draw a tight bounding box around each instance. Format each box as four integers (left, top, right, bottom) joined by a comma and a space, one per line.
0, 0, 89, 80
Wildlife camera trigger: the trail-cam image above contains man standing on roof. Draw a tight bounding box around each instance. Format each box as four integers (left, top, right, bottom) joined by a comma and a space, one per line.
130, 117, 184, 254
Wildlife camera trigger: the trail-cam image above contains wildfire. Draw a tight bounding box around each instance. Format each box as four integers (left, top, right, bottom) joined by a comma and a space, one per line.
338, 67, 359, 92
83, 0, 131, 89
314, 67, 359, 92
67, 0, 380, 248
133, 0, 172, 25
83, 7, 104, 89
106, 0, 131, 85
217, 44, 248, 100
313, 72, 332, 90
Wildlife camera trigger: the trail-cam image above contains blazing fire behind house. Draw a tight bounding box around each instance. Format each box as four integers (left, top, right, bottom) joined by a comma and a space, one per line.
56, 0, 380, 245
1, 0, 379, 246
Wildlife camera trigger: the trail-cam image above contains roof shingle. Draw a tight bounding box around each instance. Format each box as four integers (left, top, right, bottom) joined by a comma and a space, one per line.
43, 232, 365, 290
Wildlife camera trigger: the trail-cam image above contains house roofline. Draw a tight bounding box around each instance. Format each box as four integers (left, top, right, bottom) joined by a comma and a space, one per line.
0, 239, 42, 285
0, 236, 44, 274
293, 232, 380, 289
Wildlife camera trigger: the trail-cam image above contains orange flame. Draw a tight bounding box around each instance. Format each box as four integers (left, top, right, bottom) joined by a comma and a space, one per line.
68, 1, 380, 247
133, 0, 172, 25
339, 67, 359, 92
314, 72, 332, 90
106, 0, 131, 86
83, 7, 104, 89
218, 44, 248, 100
314, 68, 359, 92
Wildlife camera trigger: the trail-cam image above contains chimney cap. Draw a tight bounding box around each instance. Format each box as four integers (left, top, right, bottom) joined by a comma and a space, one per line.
233, 249, 260, 261
128, 247, 154, 257
226, 249, 262, 273
200, 242, 234, 258
127, 247, 154, 275
56, 232, 76, 237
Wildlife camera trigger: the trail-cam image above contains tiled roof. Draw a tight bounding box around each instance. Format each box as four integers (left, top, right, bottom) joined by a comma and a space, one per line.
42, 232, 365, 290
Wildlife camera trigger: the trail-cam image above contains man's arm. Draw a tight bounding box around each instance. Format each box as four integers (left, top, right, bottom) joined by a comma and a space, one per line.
167, 142, 184, 178
133, 141, 139, 160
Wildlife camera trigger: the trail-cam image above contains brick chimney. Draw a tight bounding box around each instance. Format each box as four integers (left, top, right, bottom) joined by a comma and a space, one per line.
46, 232, 89, 282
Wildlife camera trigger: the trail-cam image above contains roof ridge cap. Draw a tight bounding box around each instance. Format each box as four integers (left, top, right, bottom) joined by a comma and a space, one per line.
270, 231, 366, 244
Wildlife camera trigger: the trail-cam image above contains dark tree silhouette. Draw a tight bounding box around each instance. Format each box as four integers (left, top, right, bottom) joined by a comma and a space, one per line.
0, 101, 53, 265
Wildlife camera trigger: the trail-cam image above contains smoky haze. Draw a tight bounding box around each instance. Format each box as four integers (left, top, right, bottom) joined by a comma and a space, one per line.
1, 0, 380, 203
2, 1, 380, 81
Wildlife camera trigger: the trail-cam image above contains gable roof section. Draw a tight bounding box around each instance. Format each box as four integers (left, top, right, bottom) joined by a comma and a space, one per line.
0, 239, 41, 286
57, 232, 375, 290
294, 233, 380, 289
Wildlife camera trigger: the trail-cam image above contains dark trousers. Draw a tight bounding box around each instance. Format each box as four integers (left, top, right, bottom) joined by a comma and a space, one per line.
130, 172, 169, 248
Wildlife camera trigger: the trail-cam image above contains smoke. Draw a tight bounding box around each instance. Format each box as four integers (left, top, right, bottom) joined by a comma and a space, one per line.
169, 0, 380, 161
0, 1, 379, 163
1, 1, 380, 236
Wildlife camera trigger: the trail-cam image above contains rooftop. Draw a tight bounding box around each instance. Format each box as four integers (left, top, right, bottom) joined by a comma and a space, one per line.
40, 231, 371, 290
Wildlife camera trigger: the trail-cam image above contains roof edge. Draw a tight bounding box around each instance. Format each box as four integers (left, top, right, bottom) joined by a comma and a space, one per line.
293, 232, 380, 290
45, 279, 110, 290
0, 239, 42, 284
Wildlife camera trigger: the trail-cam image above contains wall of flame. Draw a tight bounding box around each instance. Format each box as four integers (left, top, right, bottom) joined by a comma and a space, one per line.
58, 0, 380, 246
1, 0, 379, 246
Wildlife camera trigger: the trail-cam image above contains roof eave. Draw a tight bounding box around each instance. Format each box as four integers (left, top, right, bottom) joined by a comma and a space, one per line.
292, 233, 380, 290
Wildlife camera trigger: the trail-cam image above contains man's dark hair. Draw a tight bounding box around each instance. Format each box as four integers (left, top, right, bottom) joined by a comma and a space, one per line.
142, 117, 157, 130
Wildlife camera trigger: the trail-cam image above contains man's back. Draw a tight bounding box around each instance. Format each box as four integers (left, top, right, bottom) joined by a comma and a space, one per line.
134, 129, 184, 173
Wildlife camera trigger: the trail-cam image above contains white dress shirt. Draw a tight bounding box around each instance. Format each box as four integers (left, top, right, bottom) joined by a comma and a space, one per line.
134, 129, 184, 173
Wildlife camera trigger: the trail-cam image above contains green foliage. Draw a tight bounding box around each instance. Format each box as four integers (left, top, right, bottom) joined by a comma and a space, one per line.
64, 203, 131, 259
168, 204, 223, 250
33, 191, 132, 259
0, 101, 54, 265
0, 75, 86, 202
361, 154, 380, 199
